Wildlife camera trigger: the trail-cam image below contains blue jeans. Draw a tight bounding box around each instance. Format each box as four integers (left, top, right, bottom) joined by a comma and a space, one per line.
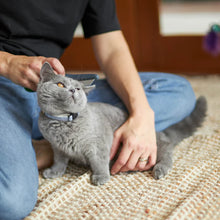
0, 72, 195, 220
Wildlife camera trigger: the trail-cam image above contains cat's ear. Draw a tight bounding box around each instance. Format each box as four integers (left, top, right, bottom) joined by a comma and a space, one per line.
80, 79, 96, 87
80, 79, 96, 95
81, 84, 96, 95
83, 85, 96, 95
40, 62, 56, 82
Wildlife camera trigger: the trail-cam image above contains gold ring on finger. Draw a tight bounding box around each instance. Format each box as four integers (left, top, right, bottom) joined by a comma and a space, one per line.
138, 157, 148, 163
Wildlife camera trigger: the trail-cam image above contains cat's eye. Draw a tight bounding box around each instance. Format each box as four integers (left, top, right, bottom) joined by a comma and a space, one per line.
76, 88, 80, 90
57, 82, 65, 88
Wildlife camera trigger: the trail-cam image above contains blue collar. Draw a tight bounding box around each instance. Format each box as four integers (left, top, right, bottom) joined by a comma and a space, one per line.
44, 112, 79, 122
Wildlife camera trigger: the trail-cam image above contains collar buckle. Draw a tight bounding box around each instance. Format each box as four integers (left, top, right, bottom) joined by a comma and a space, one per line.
68, 113, 78, 121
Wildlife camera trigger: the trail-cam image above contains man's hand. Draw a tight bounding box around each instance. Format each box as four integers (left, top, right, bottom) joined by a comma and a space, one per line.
110, 110, 157, 174
0, 52, 65, 91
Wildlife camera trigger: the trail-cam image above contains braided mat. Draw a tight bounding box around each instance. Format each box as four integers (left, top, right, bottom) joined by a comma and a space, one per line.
26, 75, 220, 220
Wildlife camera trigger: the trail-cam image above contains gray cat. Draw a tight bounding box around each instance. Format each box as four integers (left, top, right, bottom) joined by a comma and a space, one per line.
37, 62, 207, 185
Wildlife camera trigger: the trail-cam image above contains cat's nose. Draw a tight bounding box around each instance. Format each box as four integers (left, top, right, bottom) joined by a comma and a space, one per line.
70, 89, 75, 94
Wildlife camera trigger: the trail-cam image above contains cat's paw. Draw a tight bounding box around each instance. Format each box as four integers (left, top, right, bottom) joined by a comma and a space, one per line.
43, 168, 65, 179
91, 174, 110, 186
152, 164, 170, 180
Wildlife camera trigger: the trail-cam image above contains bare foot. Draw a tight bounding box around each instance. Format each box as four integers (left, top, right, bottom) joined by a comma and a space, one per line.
32, 139, 54, 170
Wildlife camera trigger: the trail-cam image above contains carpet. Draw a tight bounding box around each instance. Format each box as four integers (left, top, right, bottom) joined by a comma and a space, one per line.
26, 75, 220, 220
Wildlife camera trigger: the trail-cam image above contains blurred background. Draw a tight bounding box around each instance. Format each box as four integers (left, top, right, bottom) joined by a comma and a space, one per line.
60, 0, 220, 75
160, 0, 220, 35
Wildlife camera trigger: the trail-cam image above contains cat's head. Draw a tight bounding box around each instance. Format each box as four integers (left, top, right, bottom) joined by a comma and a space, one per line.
37, 62, 95, 115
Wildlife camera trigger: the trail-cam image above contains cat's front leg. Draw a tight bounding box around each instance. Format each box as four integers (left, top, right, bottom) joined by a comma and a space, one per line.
43, 148, 69, 179
87, 153, 110, 186
152, 133, 174, 180
91, 165, 110, 186
152, 156, 173, 180
152, 147, 173, 180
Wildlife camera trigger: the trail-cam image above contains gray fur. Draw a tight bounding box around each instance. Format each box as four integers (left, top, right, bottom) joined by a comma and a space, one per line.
37, 62, 207, 185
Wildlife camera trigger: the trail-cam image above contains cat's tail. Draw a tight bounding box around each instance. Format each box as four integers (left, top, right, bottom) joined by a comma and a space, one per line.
163, 96, 207, 144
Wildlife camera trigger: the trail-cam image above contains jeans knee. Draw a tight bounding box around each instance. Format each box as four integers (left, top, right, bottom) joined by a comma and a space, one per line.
178, 77, 196, 118
157, 76, 196, 131
140, 73, 197, 131
0, 179, 38, 220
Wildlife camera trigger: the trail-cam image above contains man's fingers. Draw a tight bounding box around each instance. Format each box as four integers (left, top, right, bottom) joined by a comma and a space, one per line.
143, 154, 156, 170
111, 145, 132, 175
110, 139, 119, 160
46, 58, 65, 75
119, 150, 141, 172
136, 154, 150, 170
28, 60, 42, 77
23, 79, 37, 91
110, 131, 121, 160
21, 69, 40, 91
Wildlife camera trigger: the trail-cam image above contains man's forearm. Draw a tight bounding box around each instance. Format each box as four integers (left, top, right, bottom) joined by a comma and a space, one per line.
92, 31, 152, 116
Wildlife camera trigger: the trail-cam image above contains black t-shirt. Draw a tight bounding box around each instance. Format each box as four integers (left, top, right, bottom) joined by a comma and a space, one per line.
0, 0, 120, 58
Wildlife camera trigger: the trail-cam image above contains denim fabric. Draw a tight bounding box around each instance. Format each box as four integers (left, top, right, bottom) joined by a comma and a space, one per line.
0, 72, 195, 220
0, 77, 39, 220
86, 73, 196, 131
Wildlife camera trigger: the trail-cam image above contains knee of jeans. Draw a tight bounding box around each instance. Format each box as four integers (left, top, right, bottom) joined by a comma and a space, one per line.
0, 177, 38, 220
174, 78, 196, 121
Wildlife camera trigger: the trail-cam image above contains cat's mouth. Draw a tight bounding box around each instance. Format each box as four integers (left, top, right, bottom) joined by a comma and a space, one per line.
70, 95, 75, 102
70, 92, 80, 103
70, 95, 77, 104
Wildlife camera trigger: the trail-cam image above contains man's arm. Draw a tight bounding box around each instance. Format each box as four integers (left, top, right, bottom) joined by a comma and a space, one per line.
91, 30, 157, 174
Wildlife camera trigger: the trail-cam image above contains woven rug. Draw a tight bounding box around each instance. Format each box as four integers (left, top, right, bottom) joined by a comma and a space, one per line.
26, 75, 220, 220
